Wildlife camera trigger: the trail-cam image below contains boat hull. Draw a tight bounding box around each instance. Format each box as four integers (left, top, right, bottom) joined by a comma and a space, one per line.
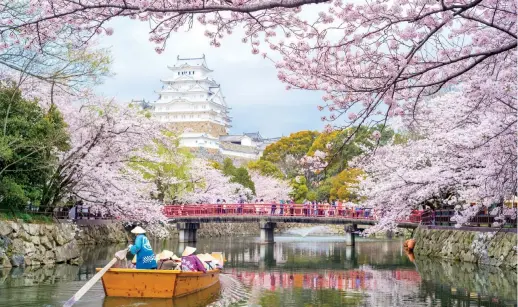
96, 268, 220, 298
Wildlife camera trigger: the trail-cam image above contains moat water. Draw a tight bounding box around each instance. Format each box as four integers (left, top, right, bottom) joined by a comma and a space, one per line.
0, 235, 516, 306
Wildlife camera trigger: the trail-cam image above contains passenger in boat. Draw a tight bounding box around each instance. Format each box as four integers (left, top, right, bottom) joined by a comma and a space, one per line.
128, 226, 157, 269
180, 246, 206, 273
156, 250, 181, 270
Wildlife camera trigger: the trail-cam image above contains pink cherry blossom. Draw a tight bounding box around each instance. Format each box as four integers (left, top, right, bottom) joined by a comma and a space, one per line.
358, 89, 517, 233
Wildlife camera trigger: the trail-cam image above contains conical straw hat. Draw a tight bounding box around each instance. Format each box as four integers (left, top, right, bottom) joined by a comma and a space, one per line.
182, 246, 196, 257
130, 226, 146, 234
157, 250, 175, 260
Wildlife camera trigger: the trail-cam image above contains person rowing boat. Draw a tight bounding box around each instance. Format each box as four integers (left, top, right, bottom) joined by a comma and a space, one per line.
128, 226, 157, 269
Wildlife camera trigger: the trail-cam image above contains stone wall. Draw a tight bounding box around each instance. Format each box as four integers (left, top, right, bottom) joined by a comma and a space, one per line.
415, 258, 517, 301
75, 222, 130, 245
0, 221, 80, 268
168, 121, 227, 136
413, 226, 517, 269
196, 222, 346, 237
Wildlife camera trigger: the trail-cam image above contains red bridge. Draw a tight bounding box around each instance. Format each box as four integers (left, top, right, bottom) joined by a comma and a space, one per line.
163, 203, 422, 224
163, 204, 423, 245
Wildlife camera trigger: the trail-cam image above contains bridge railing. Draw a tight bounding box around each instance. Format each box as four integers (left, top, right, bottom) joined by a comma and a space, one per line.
163, 204, 423, 223
421, 209, 517, 228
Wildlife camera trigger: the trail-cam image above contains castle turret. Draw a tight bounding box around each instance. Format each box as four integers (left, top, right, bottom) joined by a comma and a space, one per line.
152, 55, 231, 148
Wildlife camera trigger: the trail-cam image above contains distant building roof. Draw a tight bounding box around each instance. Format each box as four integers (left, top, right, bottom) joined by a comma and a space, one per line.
244, 132, 263, 142
171, 55, 211, 71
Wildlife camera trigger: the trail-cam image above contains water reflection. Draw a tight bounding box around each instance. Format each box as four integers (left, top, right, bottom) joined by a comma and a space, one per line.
416, 258, 517, 306
0, 235, 515, 307
102, 283, 221, 307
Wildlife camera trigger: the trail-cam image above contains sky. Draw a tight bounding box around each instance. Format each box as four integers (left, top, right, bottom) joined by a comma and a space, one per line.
95, 18, 327, 138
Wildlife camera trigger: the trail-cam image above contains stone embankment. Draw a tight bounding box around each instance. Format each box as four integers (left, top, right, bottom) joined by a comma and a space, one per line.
75, 222, 349, 242
413, 226, 517, 269
0, 221, 80, 268
415, 257, 517, 300
75, 222, 131, 245
196, 222, 345, 237
0, 219, 422, 269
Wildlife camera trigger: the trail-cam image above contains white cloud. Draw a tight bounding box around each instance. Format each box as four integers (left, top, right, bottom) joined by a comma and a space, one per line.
95, 18, 326, 137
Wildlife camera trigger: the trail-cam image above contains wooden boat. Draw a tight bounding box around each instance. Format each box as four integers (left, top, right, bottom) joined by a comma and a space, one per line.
97, 267, 220, 298
97, 252, 224, 298
102, 282, 221, 306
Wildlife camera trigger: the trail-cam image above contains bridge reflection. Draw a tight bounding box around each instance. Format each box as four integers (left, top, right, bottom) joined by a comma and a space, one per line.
228, 268, 421, 291
179, 238, 416, 271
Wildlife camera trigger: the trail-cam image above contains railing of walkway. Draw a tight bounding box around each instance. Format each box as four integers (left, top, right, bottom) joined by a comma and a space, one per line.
421, 209, 517, 228
0, 204, 115, 221
163, 204, 424, 223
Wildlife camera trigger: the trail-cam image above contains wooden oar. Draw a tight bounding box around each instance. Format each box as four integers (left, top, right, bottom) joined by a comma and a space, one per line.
63, 248, 128, 307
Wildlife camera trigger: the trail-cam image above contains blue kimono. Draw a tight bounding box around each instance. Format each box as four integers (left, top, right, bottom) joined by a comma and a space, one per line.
129, 234, 157, 269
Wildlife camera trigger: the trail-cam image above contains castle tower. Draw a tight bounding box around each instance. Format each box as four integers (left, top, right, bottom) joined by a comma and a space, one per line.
152, 55, 232, 148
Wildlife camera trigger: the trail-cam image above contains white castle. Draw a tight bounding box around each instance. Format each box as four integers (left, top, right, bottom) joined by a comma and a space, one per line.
143, 55, 278, 160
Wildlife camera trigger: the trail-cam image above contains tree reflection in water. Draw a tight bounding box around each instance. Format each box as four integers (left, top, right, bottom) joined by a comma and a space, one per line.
0, 236, 515, 307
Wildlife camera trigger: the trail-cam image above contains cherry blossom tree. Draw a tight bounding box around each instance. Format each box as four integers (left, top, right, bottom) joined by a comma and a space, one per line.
180, 158, 251, 203
3, 0, 515, 132
359, 89, 516, 232
3, 0, 515, 229
250, 171, 291, 201
8, 76, 170, 231
0, 2, 111, 92
48, 98, 168, 226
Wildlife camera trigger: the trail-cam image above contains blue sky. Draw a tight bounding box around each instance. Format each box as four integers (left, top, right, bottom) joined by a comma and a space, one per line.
95, 18, 327, 138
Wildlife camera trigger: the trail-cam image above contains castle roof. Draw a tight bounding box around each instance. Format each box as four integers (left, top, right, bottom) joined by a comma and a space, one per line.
244, 132, 264, 142
168, 55, 212, 72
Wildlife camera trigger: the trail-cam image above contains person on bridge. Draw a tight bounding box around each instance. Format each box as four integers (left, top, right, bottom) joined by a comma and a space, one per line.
128, 226, 157, 270
216, 199, 222, 214
238, 195, 245, 214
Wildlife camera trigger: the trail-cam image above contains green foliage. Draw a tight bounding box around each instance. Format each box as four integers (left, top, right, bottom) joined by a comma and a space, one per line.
0, 86, 70, 211
306, 190, 317, 201
329, 168, 364, 201
261, 130, 319, 163
232, 167, 256, 195
260, 125, 403, 202
247, 160, 283, 178
290, 176, 308, 203
128, 131, 193, 203
307, 130, 341, 156
315, 179, 333, 202
221, 158, 256, 194
0, 211, 53, 224
210, 160, 221, 170
222, 158, 236, 177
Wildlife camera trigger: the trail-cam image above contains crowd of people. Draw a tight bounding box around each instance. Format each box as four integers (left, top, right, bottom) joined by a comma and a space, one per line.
210, 198, 371, 218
